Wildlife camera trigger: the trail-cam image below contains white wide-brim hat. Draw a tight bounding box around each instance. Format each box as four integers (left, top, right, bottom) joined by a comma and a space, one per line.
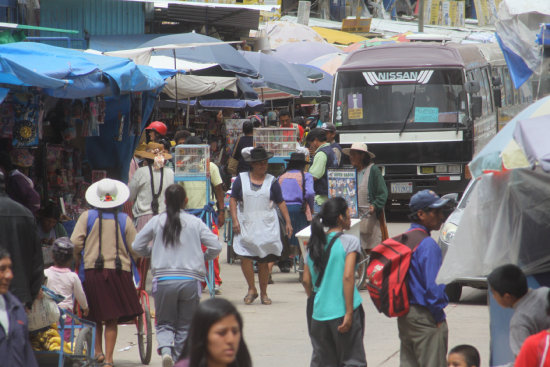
85, 178, 130, 209
342, 142, 375, 159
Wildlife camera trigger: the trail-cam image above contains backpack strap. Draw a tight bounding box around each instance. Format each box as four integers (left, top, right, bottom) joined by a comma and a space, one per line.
79, 209, 140, 286
315, 232, 344, 288
393, 228, 429, 251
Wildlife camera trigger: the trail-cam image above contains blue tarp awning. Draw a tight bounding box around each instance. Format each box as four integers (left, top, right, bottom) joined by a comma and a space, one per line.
0, 42, 165, 98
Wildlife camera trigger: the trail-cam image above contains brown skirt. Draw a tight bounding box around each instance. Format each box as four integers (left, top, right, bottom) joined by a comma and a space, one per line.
83, 268, 143, 323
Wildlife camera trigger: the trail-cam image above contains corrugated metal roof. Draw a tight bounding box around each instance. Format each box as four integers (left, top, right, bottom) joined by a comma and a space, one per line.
40, 0, 145, 46
165, 2, 259, 30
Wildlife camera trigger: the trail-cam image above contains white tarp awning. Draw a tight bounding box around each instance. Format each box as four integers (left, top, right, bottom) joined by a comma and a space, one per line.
164, 74, 237, 99
148, 55, 217, 72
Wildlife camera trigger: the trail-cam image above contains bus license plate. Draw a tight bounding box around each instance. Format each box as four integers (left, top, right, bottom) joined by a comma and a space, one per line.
391, 182, 413, 194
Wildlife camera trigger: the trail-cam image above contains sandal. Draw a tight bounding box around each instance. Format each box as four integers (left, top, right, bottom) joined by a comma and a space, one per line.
261, 296, 272, 305
102, 363, 115, 367
95, 353, 105, 363
243, 293, 258, 305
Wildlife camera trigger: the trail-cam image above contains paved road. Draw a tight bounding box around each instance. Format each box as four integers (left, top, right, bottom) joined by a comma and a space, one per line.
109, 222, 490, 367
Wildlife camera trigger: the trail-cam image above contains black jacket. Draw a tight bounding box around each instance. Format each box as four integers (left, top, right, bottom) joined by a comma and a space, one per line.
0, 192, 43, 307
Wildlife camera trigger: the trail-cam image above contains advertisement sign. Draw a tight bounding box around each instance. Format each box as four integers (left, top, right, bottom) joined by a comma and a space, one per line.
328, 168, 359, 218
424, 0, 465, 27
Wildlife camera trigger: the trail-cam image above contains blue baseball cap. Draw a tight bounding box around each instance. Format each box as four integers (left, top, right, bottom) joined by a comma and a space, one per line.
409, 190, 451, 212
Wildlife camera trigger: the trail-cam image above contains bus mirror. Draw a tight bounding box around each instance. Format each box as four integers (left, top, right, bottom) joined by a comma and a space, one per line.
465, 81, 480, 94
471, 96, 482, 118
493, 87, 502, 108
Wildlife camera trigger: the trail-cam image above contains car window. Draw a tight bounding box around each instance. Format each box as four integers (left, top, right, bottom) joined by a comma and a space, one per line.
458, 179, 478, 209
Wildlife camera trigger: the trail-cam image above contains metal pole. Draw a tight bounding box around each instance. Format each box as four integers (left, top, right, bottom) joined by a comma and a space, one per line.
186, 98, 190, 129
173, 49, 179, 125
418, 0, 424, 32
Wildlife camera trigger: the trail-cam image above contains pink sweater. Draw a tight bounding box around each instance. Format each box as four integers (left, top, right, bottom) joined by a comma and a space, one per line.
44, 267, 88, 311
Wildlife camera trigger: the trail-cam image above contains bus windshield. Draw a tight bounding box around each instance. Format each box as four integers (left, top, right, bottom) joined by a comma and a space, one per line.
333, 68, 468, 130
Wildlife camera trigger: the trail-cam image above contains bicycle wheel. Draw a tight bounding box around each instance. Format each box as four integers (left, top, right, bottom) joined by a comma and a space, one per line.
73, 326, 93, 362
355, 249, 369, 288
137, 294, 153, 365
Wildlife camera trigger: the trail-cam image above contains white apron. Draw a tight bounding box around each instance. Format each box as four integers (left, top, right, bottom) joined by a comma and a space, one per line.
358, 164, 382, 250
233, 172, 283, 258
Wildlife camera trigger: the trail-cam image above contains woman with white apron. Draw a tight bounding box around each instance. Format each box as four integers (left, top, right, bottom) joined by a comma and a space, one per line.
343, 143, 388, 252
229, 147, 293, 305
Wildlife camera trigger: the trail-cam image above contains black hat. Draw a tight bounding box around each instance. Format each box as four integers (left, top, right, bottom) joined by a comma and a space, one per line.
284, 152, 308, 164
245, 146, 274, 162
305, 128, 327, 142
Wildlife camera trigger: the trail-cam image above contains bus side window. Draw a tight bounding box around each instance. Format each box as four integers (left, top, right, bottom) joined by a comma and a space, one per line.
481, 67, 493, 114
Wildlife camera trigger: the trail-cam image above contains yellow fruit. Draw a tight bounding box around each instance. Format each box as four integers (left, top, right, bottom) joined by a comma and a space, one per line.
49, 337, 61, 344
63, 343, 73, 354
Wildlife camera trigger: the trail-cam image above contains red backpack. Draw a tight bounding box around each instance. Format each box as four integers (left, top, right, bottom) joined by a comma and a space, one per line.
366, 228, 429, 317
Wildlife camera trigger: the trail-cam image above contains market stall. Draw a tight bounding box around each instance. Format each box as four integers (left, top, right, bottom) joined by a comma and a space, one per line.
0, 41, 165, 219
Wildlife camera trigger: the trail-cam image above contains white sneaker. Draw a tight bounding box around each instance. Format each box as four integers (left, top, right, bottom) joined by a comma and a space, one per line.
162, 353, 174, 367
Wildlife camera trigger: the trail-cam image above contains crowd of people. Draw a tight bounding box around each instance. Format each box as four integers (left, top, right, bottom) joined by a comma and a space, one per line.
0, 105, 549, 367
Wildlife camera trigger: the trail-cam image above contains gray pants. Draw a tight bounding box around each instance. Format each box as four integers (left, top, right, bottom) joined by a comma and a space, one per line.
153, 279, 200, 360
310, 306, 367, 367
397, 304, 448, 367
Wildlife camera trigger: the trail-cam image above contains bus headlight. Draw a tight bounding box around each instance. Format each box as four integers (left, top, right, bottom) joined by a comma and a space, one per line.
440, 222, 458, 244
448, 164, 461, 174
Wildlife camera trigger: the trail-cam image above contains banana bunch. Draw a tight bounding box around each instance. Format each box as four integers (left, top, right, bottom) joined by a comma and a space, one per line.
29, 324, 73, 354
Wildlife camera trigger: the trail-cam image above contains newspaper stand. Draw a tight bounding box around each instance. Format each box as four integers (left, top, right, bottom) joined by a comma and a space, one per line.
174, 144, 216, 297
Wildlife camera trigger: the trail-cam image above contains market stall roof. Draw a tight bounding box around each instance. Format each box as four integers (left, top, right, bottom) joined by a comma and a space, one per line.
163, 74, 238, 99
240, 51, 321, 100
0, 42, 165, 98
138, 33, 258, 77
311, 26, 367, 45
272, 41, 340, 64
164, 98, 263, 110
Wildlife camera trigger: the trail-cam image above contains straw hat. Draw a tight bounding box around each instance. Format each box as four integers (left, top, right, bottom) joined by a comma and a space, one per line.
134, 142, 172, 160
342, 142, 375, 159
85, 178, 130, 209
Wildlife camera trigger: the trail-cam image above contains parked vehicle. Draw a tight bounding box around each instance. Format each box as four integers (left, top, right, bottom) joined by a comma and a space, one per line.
438, 178, 486, 302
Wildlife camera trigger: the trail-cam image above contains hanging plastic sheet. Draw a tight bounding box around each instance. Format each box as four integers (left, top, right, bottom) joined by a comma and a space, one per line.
436, 167, 550, 285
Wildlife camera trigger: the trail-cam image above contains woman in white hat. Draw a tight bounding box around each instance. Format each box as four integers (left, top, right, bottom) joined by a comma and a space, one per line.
70, 178, 142, 366
342, 143, 388, 256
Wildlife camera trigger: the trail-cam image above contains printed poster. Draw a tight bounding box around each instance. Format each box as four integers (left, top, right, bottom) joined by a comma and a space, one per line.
327, 168, 359, 218
425, 0, 465, 27
347, 93, 363, 120
473, 0, 502, 26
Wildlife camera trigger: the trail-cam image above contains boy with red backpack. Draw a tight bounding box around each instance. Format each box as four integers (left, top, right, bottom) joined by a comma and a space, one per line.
367, 190, 452, 367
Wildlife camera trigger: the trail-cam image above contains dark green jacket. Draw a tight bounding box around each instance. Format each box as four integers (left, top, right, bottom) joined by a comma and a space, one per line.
367, 165, 388, 212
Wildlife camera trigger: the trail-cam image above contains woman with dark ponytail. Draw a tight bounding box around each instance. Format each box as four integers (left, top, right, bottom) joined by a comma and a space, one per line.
133, 184, 222, 367
302, 197, 367, 367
